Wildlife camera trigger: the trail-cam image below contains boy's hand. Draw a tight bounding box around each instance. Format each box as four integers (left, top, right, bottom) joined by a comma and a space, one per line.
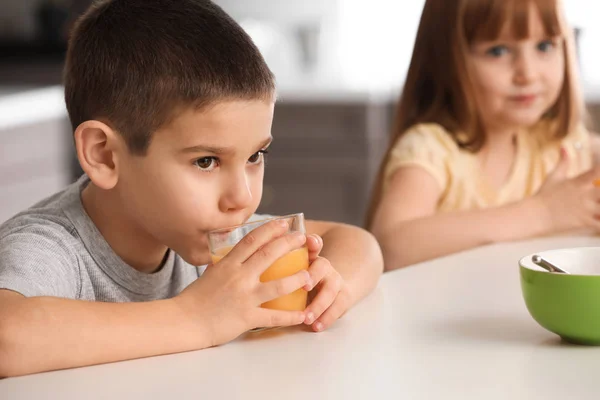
174, 220, 310, 347
303, 234, 351, 332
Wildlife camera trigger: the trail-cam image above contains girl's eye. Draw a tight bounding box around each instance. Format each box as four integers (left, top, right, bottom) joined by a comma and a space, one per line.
537, 40, 556, 53
486, 45, 509, 57
248, 150, 269, 165
194, 157, 219, 172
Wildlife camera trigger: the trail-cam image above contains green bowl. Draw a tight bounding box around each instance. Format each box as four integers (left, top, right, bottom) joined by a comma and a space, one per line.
520, 247, 600, 345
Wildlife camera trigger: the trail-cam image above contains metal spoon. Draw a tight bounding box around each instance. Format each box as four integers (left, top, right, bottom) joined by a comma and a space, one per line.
531, 255, 570, 274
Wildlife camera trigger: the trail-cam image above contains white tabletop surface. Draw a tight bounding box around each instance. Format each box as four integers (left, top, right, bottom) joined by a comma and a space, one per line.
3, 235, 600, 399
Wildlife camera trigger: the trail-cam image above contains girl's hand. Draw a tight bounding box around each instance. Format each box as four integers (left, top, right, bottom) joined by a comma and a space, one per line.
535, 148, 600, 232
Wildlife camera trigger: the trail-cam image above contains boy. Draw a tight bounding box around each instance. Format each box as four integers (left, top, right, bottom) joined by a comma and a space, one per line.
0, 0, 383, 377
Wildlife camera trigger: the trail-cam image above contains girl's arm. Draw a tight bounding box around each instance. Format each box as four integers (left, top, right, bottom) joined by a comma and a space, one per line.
371, 164, 600, 270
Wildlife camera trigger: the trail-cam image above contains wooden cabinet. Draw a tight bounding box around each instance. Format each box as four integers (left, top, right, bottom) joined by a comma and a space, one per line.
257, 99, 393, 226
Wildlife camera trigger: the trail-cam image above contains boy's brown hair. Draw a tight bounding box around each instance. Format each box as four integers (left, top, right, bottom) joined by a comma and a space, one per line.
365, 0, 582, 228
64, 0, 275, 155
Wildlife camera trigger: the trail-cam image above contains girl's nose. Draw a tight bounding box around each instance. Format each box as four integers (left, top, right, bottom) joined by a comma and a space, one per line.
513, 51, 537, 86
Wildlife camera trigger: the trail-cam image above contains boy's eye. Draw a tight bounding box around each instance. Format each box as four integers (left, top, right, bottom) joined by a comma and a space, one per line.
486, 45, 509, 57
537, 40, 556, 53
194, 157, 219, 171
248, 150, 269, 165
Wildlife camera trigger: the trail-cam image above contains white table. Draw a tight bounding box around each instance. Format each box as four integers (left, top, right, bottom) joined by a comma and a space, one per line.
3, 235, 600, 399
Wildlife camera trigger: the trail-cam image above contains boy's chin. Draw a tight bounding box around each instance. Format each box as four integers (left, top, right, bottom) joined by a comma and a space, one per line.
183, 251, 212, 267
175, 245, 212, 267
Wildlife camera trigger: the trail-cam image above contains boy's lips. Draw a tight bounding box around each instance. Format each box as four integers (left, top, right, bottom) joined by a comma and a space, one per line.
199, 215, 255, 237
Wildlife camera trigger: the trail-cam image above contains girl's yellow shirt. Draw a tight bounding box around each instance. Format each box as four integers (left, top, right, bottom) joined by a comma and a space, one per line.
383, 122, 593, 212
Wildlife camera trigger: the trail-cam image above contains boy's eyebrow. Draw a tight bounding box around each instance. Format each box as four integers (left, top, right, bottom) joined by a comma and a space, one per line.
181, 137, 273, 155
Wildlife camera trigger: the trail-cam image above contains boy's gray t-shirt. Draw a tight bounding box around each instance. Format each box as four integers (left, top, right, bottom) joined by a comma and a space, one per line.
0, 175, 243, 302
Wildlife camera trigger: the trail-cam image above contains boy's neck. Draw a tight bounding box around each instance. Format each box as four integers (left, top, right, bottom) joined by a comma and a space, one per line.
81, 182, 170, 274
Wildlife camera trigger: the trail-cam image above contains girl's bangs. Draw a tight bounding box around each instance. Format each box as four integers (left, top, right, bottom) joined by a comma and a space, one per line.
463, 0, 563, 43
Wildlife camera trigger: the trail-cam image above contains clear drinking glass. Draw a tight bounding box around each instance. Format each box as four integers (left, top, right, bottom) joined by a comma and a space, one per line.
208, 213, 309, 312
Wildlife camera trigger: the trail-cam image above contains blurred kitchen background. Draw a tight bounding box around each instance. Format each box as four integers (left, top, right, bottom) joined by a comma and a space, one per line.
1, 0, 600, 225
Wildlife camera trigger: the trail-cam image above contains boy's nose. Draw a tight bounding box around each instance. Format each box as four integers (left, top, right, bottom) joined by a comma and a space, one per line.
219, 172, 253, 213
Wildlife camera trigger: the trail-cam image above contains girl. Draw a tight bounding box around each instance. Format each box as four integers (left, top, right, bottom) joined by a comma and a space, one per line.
367, 0, 600, 270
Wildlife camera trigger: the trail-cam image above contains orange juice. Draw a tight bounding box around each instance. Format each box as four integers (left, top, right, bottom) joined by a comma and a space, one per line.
211, 246, 309, 311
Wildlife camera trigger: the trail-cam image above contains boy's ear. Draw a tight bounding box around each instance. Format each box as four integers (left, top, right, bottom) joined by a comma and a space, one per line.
74, 120, 124, 190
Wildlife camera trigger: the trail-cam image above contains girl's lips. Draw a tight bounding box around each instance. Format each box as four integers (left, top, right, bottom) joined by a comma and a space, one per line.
511, 94, 538, 103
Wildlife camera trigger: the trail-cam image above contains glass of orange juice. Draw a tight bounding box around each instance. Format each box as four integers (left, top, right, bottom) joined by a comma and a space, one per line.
208, 213, 309, 314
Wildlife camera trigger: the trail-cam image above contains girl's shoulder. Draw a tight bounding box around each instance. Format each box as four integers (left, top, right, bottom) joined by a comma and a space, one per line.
529, 121, 590, 149
562, 124, 594, 172
393, 123, 462, 155
385, 123, 465, 191
527, 122, 593, 176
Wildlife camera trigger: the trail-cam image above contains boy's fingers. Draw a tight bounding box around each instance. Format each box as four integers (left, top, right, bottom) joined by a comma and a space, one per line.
222, 219, 289, 264
306, 234, 321, 249
306, 234, 323, 261
258, 270, 311, 303
254, 309, 306, 328
304, 274, 342, 325
312, 295, 349, 332
304, 257, 329, 291
245, 232, 307, 275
